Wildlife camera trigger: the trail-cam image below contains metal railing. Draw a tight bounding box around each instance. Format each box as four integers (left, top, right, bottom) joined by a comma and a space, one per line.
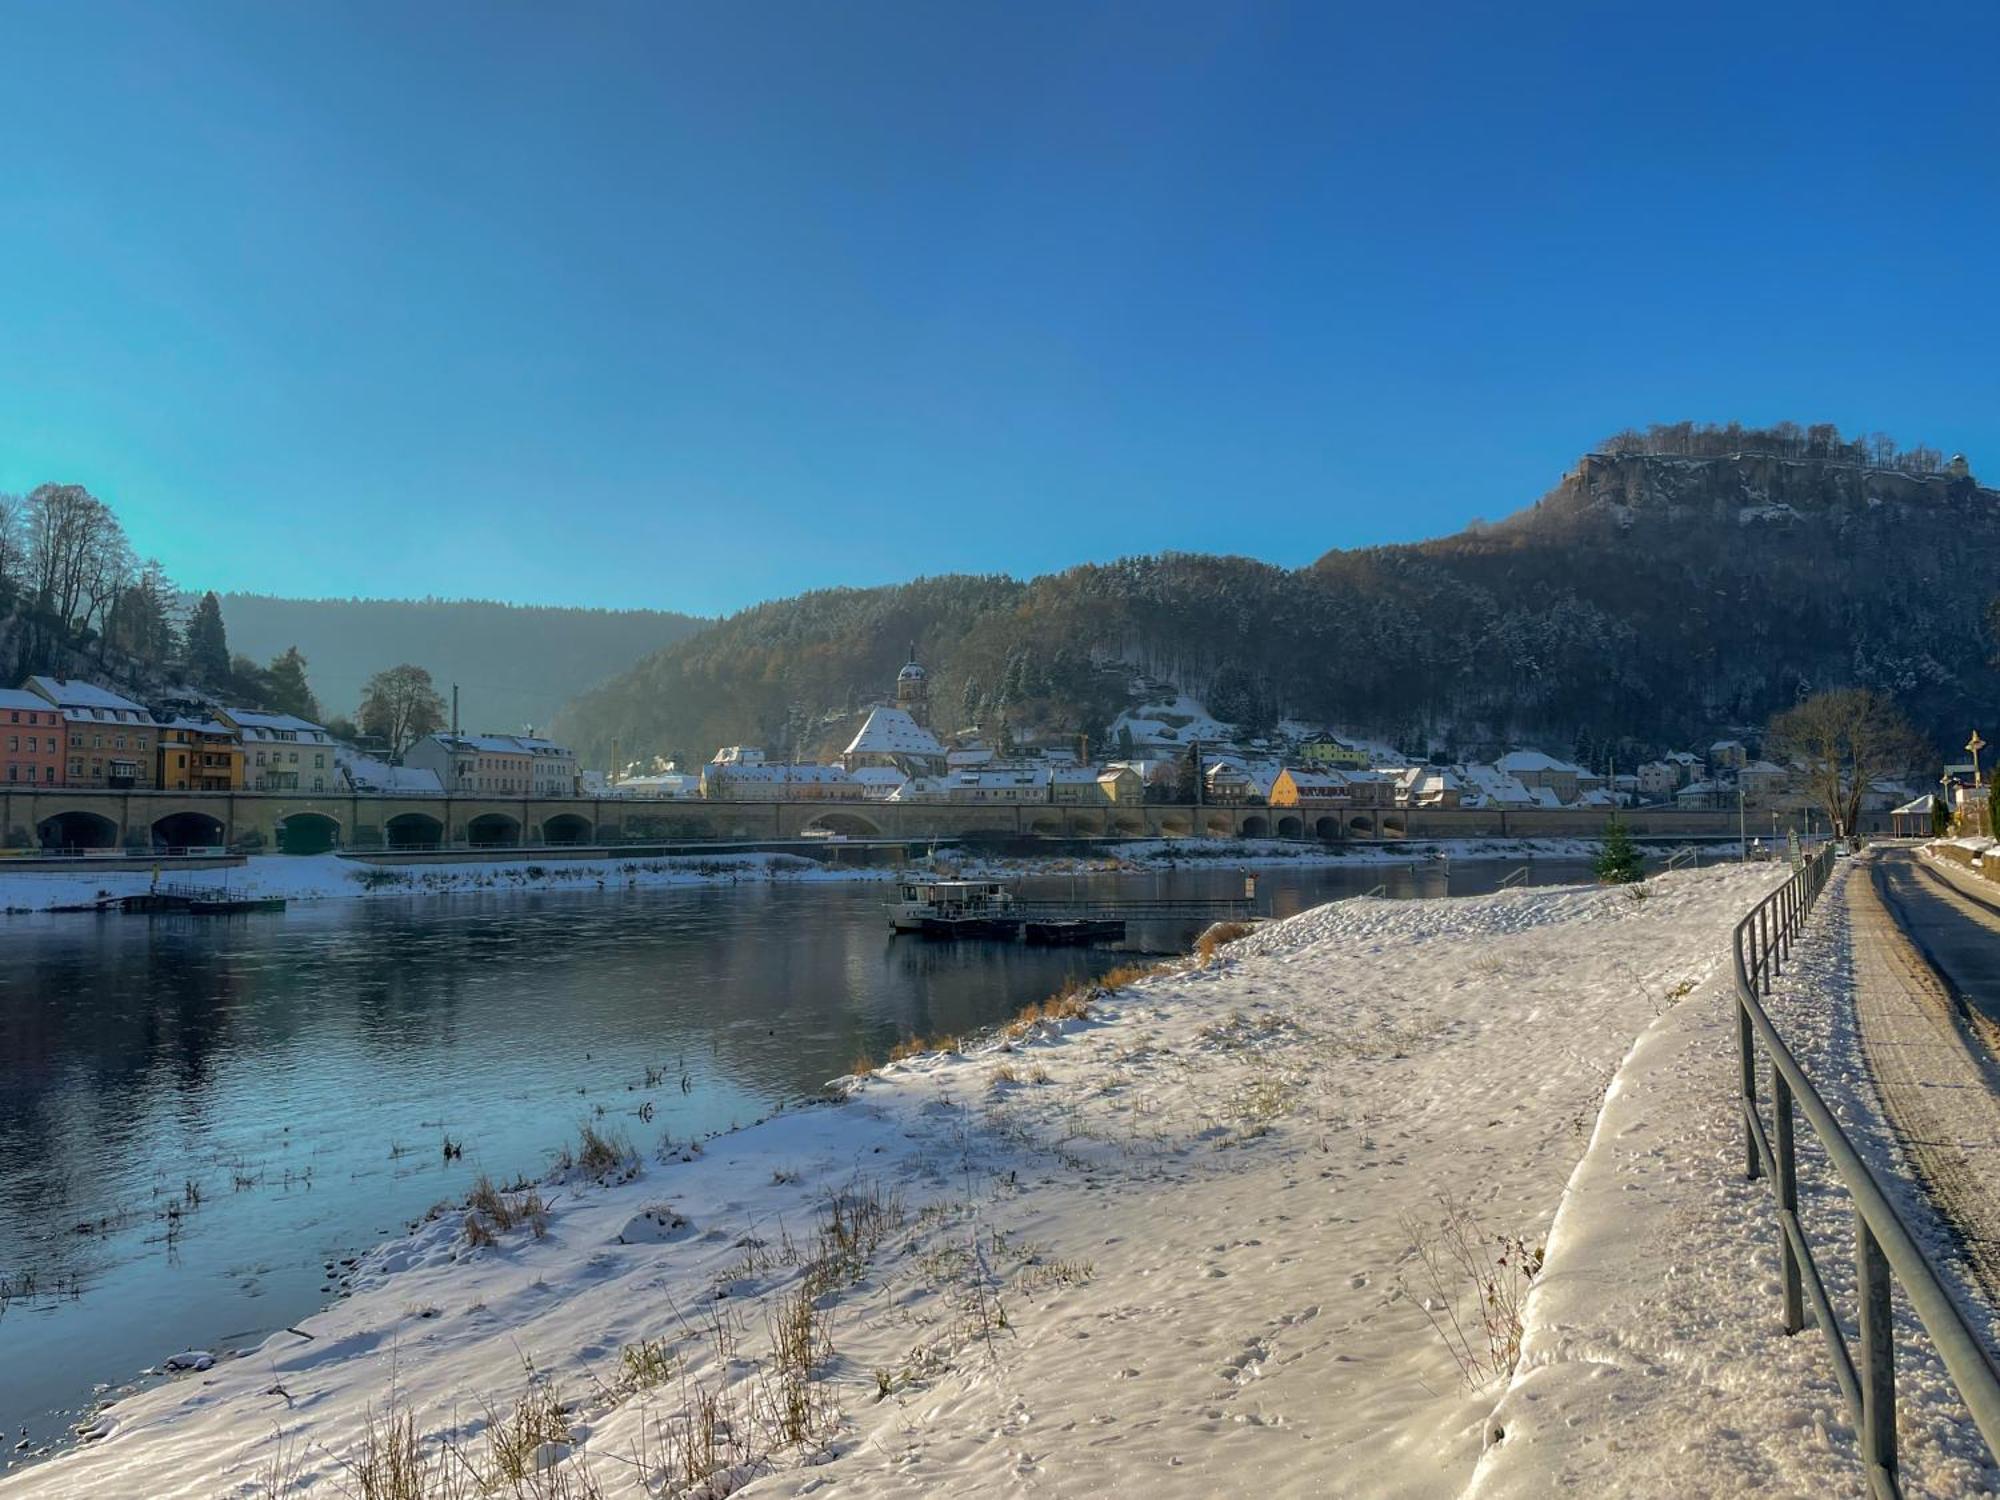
1735, 848, 2000, 1496
1498, 865, 1531, 888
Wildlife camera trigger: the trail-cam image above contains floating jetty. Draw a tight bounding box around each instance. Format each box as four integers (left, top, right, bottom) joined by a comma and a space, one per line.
122, 885, 286, 916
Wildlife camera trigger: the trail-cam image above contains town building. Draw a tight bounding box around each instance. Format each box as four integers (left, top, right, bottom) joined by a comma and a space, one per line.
0, 687, 65, 787
1269, 767, 1352, 807
702, 761, 862, 800
405, 733, 558, 795
156, 715, 244, 791
895, 649, 930, 727
1635, 761, 1681, 801
943, 767, 1049, 803
841, 706, 946, 773
1297, 735, 1370, 770
217, 709, 337, 791
1709, 739, 1750, 773
1494, 750, 1584, 804
1736, 759, 1790, 806
25, 677, 157, 789
1398, 766, 1466, 808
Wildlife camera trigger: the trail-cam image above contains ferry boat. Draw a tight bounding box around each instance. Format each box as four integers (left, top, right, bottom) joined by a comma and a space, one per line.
888, 879, 1022, 938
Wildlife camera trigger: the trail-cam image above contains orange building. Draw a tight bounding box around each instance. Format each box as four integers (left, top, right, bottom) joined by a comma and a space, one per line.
0, 688, 65, 787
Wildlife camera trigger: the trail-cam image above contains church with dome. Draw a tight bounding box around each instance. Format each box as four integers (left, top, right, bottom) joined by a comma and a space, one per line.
841, 649, 947, 773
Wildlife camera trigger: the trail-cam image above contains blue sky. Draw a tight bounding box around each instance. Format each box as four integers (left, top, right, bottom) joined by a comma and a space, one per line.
2, 2, 1995, 615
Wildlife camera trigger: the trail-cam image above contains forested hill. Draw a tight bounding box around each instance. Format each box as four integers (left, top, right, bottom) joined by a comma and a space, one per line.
553, 430, 2000, 769
217, 595, 706, 732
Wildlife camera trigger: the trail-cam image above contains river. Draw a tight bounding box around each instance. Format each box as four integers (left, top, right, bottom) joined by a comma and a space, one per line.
0, 855, 1596, 1460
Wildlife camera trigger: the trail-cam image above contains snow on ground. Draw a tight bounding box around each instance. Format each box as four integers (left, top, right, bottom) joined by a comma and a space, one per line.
3, 862, 1851, 1500
1471, 859, 2000, 1498
1120, 836, 1618, 867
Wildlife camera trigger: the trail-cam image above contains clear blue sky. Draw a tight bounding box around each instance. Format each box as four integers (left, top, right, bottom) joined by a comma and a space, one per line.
2, 2, 1994, 615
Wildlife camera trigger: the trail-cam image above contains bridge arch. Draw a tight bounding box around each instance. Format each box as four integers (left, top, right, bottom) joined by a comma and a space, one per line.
1110, 812, 1145, 837
541, 813, 594, 845
384, 812, 444, 849
1204, 812, 1235, 837
1349, 815, 1374, 836
1381, 815, 1406, 837
466, 813, 521, 847
153, 811, 226, 849
276, 812, 340, 855
39, 810, 118, 851
802, 811, 884, 838
1240, 814, 1270, 839
1028, 814, 1065, 838
1276, 814, 1303, 840
1314, 815, 1342, 841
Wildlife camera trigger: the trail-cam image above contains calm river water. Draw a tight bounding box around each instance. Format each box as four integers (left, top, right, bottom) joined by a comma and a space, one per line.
0, 856, 1594, 1459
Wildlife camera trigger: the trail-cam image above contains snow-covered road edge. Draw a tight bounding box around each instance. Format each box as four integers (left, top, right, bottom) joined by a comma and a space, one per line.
1468, 863, 2000, 1499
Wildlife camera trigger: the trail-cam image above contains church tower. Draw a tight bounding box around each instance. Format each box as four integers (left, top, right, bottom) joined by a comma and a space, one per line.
895, 646, 929, 727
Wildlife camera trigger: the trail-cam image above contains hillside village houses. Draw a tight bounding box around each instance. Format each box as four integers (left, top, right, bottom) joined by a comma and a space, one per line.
0, 655, 1920, 829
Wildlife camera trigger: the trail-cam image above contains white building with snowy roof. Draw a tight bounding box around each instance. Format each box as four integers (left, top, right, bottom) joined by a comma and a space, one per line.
841, 706, 946, 772
1494, 750, 1585, 804
702, 761, 863, 801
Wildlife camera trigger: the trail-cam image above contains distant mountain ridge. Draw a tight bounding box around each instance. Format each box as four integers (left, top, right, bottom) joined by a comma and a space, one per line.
552, 430, 2000, 770
216, 595, 706, 733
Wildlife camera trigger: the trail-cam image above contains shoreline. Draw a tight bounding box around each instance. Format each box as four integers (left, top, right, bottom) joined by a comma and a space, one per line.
0, 836, 1631, 917
3, 860, 1858, 1500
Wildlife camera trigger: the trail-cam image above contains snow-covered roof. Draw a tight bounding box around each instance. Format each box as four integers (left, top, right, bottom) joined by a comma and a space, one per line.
887, 776, 950, 802
159, 714, 235, 735
24, 676, 148, 720
1892, 794, 1936, 816
1496, 749, 1583, 776
1710, 739, 1746, 753
0, 688, 56, 713
340, 755, 443, 794
1740, 759, 1786, 775
1527, 786, 1564, 808
1286, 769, 1349, 793
1109, 694, 1234, 747
226, 708, 333, 741
1665, 751, 1703, 765
711, 762, 850, 784
946, 748, 995, 769
843, 707, 945, 759
1460, 764, 1536, 806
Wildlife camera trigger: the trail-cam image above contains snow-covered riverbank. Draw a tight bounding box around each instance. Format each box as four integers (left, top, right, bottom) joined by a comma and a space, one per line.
0, 837, 1630, 916
10, 860, 1942, 1499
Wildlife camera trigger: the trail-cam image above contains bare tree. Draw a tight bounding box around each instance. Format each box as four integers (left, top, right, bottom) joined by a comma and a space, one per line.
0, 492, 22, 598
1766, 688, 1925, 838
24, 483, 127, 631
358, 664, 447, 758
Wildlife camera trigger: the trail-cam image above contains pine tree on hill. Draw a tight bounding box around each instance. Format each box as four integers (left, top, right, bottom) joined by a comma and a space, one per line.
186, 592, 231, 688
265, 646, 320, 722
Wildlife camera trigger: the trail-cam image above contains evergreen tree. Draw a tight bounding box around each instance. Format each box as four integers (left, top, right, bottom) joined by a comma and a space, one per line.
1593, 818, 1645, 884
959, 676, 980, 727
185, 591, 231, 687
265, 646, 320, 722
1989, 780, 2000, 839
1932, 795, 1953, 838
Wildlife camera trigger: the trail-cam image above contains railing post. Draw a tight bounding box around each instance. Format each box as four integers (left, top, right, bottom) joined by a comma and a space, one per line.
1739, 991, 1761, 1181
1856, 1213, 1898, 1488
1773, 1063, 1804, 1333
1760, 904, 1774, 995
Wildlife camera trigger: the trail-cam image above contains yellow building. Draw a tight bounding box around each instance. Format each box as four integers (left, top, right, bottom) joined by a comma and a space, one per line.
157, 715, 244, 791
1298, 736, 1369, 770
1270, 768, 1350, 806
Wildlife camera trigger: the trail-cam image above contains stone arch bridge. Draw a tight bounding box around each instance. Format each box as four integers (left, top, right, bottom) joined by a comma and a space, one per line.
0, 788, 1754, 854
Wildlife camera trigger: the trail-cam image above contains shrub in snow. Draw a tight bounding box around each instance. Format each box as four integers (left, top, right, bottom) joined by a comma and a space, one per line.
1593, 819, 1645, 885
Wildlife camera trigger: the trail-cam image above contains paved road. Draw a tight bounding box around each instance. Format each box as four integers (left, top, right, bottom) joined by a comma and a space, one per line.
1850, 849, 2000, 1298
